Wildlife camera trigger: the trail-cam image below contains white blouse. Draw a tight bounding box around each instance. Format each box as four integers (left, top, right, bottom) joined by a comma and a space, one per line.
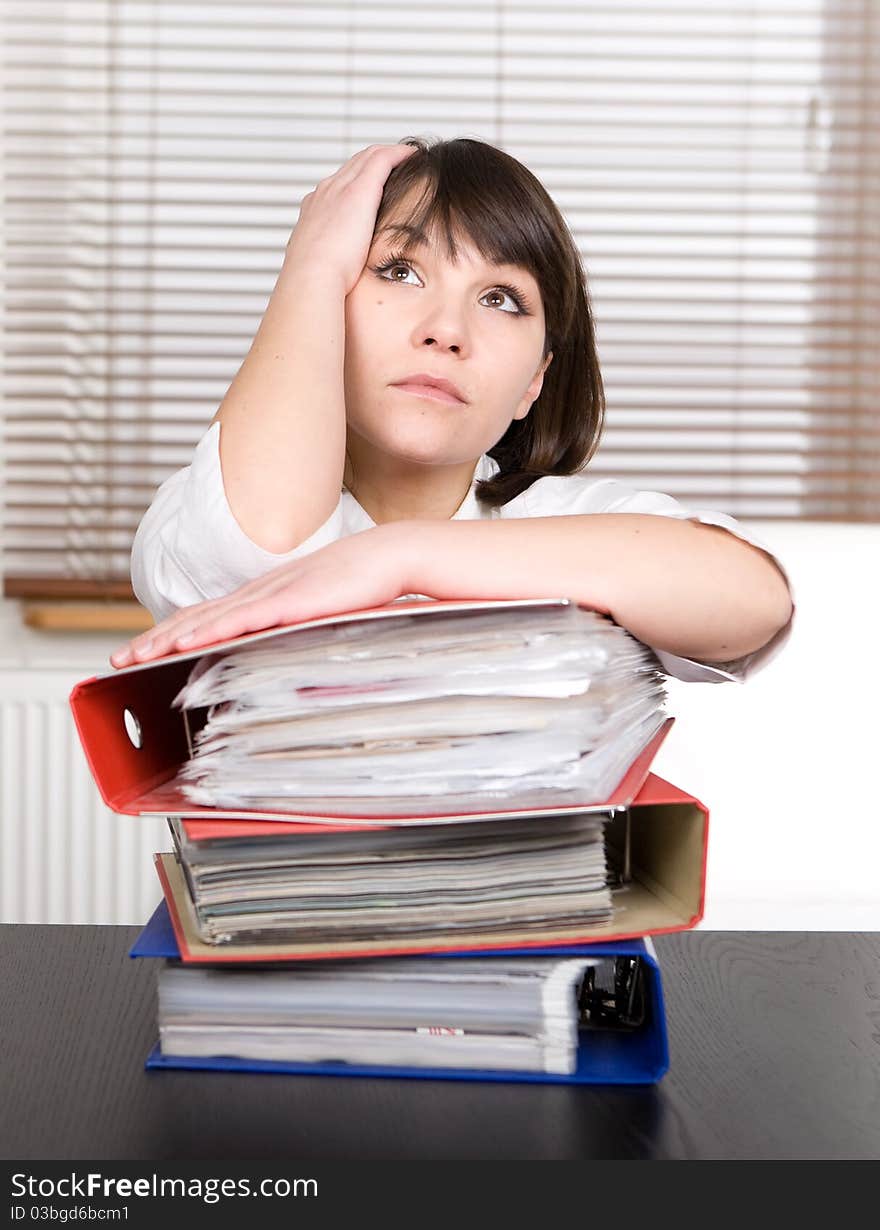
131, 421, 796, 685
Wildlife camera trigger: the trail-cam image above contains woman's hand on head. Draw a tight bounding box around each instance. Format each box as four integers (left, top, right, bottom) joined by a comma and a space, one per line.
109, 523, 416, 668
284, 143, 419, 295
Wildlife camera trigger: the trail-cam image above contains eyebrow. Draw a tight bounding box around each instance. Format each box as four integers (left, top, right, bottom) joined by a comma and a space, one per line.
375, 223, 429, 245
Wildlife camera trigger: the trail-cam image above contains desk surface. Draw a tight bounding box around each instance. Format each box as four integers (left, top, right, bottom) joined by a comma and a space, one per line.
2, 926, 879, 1160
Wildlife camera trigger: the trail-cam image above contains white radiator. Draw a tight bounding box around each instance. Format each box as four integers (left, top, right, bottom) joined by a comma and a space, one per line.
0, 670, 171, 925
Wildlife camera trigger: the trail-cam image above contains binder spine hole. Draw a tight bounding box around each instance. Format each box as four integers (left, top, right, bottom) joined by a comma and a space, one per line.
123, 708, 142, 749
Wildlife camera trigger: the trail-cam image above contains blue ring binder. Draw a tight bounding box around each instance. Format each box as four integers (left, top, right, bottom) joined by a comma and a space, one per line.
132, 900, 670, 1086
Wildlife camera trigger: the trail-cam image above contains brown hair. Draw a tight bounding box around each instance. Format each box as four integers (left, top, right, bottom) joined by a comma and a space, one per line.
373, 135, 605, 508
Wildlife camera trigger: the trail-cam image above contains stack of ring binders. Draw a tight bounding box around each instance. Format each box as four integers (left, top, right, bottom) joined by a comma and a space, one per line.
71, 597, 710, 1086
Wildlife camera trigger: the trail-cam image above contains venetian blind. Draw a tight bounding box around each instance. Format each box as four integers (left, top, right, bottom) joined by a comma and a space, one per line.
2, 0, 878, 600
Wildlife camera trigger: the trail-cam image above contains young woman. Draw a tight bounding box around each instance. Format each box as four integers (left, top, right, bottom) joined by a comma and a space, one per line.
111, 138, 794, 682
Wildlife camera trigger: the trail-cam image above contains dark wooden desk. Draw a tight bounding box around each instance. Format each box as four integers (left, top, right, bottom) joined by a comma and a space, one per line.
2, 926, 878, 1160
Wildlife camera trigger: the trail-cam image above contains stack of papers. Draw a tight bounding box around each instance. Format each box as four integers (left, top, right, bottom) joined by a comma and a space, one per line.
157, 952, 612, 1074
168, 811, 612, 948
170, 600, 667, 818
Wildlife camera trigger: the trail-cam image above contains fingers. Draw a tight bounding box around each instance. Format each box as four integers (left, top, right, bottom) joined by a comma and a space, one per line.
157, 589, 296, 658
109, 568, 301, 667
109, 605, 204, 667
111, 610, 224, 667
330, 142, 418, 191
110, 619, 190, 667
168, 597, 287, 655
108, 582, 267, 667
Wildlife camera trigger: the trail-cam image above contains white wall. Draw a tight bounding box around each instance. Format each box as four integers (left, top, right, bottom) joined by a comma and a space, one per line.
649, 521, 879, 930
1, 519, 876, 929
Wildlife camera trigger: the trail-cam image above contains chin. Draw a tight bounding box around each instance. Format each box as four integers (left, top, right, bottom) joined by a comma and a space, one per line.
387, 443, 458, 467
369, 424, 465, 461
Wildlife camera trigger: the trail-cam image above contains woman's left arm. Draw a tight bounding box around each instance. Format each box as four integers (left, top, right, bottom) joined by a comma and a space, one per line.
397, 514, 793, 663
111, 513, 792, 666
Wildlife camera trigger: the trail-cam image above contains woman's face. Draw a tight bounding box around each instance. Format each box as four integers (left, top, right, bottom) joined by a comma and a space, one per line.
343, 208, 552, 471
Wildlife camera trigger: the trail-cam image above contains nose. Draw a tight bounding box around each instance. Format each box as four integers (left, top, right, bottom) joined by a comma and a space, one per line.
412, 299, 469, 355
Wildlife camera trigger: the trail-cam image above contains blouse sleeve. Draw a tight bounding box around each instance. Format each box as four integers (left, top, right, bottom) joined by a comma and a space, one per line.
519, 474, 796, 685
130, 421, 345, 623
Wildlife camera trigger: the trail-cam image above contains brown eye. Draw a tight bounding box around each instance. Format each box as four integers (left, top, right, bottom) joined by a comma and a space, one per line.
482, 286, 528, 315
372, 254, 418, 285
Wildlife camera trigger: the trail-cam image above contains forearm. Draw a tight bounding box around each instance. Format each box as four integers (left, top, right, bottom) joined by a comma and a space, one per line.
393, 514, 793, 662
211, 256, 347, 553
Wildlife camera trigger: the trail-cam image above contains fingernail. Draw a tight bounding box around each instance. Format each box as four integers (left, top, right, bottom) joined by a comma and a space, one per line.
133, 639, 153, 657
177, 631, 196, 647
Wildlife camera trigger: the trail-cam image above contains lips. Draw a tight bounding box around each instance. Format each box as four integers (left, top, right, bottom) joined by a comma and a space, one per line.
390, 373, 468, 404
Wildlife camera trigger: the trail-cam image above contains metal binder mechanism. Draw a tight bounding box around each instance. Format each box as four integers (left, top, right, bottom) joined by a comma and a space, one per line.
578, 956, 647, 1031
181, 704, 210, 761
604, 806, 633, 890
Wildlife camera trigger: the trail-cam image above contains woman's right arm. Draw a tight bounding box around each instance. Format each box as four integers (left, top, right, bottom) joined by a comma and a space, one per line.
208, 255, 347, 553
130, 144, 418, 620
209, 142, 418, 554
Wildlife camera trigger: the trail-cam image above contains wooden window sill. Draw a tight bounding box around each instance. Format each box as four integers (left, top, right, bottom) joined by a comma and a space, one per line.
22, 602, 155, 633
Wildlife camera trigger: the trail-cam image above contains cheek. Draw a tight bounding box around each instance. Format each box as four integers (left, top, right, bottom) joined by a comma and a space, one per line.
344, 292, 391, 354
342, 301, 375, 371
